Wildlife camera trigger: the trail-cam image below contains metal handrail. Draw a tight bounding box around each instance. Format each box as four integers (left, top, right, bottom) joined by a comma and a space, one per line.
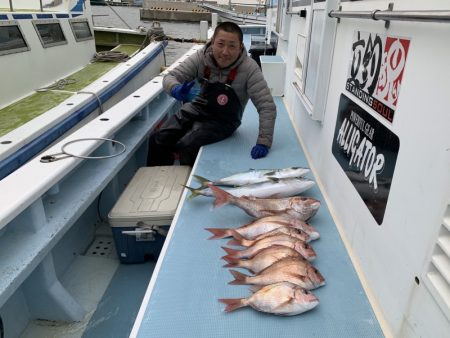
329, 9, 450, 24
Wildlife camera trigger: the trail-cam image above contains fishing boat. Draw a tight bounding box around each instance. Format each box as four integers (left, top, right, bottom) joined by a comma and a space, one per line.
0, 1, 449, 338
0, 0, 166, 180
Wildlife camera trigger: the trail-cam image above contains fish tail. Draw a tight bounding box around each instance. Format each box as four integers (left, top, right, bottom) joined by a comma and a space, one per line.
218, 298, 246, 312
181, 184, 201, 200
227, 230, 253, 247
209, 184, 232, 208
222, 256, 241, 267
221, 246, 241, 257
193, 175, 211, 188
205, 228, 230, 240
226, 238, 242, 246
229, 269, 251, 285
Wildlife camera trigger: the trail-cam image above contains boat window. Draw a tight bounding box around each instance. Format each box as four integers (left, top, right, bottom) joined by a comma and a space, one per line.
292, 0, 338, 121
69, 18, 93, 42
0, 21, 29, 56
304, 8, 324, 103
32, 19, 67, 48
275, 0, 288, 35
294, 33, 307, 91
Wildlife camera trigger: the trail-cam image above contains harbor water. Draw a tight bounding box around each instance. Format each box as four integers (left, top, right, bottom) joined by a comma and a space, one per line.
91, 5, 203, 65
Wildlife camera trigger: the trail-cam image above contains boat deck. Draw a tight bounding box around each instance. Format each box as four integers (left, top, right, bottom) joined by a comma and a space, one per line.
0, 44, 141, 137
130, 97, 385, 337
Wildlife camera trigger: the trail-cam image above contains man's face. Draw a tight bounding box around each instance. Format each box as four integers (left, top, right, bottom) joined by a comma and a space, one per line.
211, 30, 242, 69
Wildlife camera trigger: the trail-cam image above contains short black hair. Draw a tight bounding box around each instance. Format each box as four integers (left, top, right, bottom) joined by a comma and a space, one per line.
212, 22, 243, 44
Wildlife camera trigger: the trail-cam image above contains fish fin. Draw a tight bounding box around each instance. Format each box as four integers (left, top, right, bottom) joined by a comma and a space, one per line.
264, 170, 276, 176
249, 285, 264, 293
221, 254, 235, 262
228, 269, 250, 285
222, 256, 240, 267
228, 230, 252, 247
226, 238, 242, 246
193, 175, 211, 188
260, 209, 286, 216
230, 229, 246, 241
209, 184, 231, 208
221, 246, 240, 256
218, 298, 246, 312
266, 176, 280, 183
204, 228, 230, 240
181, 184, 201, 200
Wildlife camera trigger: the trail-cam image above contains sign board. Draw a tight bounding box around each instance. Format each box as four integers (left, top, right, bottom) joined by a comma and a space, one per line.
332, 94, 400, 224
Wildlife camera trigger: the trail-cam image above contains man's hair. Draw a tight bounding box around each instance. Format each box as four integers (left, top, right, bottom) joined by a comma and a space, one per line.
212, 22, 243, 44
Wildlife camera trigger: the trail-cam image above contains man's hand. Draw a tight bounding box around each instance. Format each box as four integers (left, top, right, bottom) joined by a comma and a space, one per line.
170, 81, 196, 102
251, 144, 269, 159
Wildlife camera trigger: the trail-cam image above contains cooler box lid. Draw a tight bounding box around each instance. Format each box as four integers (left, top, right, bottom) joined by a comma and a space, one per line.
108, 166, 191, 227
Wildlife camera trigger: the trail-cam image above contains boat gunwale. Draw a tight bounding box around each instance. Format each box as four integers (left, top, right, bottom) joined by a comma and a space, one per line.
0, 41, 168, 179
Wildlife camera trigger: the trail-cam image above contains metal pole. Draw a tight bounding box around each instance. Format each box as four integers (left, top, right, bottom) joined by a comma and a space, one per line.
375, 10, 450, 23
329, 9, 450, 24
40, 0, 43, 12
9, 0, 13, 12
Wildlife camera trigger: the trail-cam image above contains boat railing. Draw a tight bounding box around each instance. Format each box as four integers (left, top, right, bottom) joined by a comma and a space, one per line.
329, 6, 450, 28
0, 44, 203, 310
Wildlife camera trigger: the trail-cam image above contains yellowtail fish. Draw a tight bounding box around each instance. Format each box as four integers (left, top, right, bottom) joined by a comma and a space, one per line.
228, 257, 326, 290
184, 177, 315, 199
194, 167, 310, 188
223, 245, 304, 274
209, 185, 321, 221
219, 282, 319, 316
222, 234, 317, 261
205, 215, 320, 240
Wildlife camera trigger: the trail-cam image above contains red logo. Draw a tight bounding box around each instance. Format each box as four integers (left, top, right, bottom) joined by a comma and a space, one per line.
217, 94, 228, 106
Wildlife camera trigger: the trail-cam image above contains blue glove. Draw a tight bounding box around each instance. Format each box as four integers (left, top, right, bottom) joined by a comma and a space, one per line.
170, 80, 197, 102
251, 144, 269, 159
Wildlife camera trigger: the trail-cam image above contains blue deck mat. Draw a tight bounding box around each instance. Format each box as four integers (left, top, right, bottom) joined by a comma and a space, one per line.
134, 97, 384, 337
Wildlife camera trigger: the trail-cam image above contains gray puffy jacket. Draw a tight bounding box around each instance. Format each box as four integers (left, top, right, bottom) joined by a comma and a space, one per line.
162, 42, 276, 148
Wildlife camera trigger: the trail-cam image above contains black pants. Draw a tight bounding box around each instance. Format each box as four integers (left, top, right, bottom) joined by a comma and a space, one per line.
147, 113, 238, 166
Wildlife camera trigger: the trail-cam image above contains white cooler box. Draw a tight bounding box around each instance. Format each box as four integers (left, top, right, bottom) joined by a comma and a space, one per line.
108, 166, 191, 264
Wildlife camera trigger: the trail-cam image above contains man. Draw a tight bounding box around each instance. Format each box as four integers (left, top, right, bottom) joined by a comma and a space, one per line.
147, 22, 276, 166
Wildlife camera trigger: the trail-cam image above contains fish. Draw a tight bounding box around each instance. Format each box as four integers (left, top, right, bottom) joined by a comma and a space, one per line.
222, 234, 317, 261
227, 226, 311, 246
184, 177, 315, 199
218, 282, 319, 316
209, 185, 321, 221
223, 245, 304, 274
205, 215, 320, 241
194, 167, 310, 188
228, 257, 326, 290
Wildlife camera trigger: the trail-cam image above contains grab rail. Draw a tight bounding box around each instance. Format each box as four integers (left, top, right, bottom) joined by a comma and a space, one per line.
329, 8, 450, 25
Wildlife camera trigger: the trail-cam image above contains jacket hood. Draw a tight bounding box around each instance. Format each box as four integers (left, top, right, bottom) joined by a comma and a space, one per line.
203, 41, 249, 70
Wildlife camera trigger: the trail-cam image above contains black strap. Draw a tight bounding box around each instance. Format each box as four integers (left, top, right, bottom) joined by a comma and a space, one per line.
203, 66, 238, 85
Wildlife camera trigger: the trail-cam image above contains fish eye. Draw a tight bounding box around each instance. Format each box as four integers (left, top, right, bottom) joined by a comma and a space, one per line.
303, 244, 308, 249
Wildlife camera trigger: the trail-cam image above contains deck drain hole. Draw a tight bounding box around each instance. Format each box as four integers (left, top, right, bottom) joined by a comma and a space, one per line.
66, 103, 74, 106
85, 236, 116, 258
100, 118, 109, 121
1, 141, 12, 144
